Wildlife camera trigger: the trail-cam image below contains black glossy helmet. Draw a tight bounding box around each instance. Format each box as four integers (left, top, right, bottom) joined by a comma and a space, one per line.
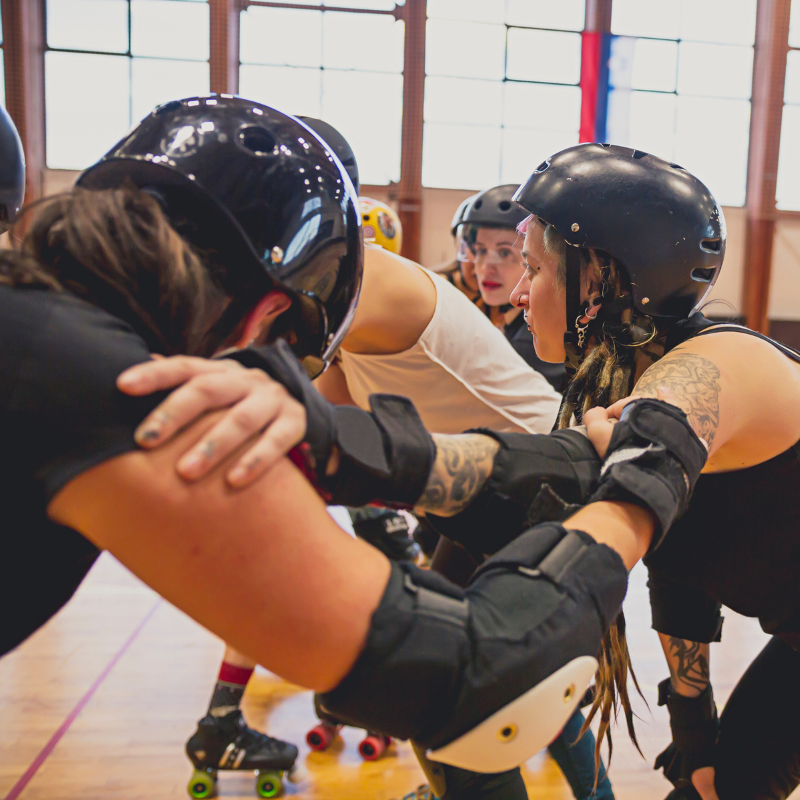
463, 184, 529, 231
298, 116, 360, 195
513, 143, 725, 320
450, 194, 476, 237
0, 105, 25, 233
78, 96, 363, 376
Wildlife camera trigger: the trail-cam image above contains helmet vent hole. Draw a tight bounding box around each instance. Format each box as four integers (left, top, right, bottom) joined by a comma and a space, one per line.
238, 126, 276, 156
363, 213, 370, 221
692, 267, 717, 283
700, 238, 721, 254
499, 200, 512, 212
534, 159, 550, 172
670, 163, 683, 169
633, 149, 648, 159
473, 200, 483, 210
600, 143, 611, 148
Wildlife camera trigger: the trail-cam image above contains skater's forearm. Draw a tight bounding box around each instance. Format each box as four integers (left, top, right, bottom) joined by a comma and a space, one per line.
658, 633, 711, 697
414, 434, 500, 516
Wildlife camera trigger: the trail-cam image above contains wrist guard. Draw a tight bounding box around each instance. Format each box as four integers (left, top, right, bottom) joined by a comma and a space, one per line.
223, 340, 435, 507
426, 428, 601, 555
587, 399, 708, 551
654, 678, 718, 791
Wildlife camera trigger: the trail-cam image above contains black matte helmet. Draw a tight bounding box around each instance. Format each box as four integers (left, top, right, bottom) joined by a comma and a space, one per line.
513, 144, 725, 321
78, 96, 363, 376
298, 116, 360, 195
463, 184, 529, 231
0, 105, 25, 233
450, 194, 476, 237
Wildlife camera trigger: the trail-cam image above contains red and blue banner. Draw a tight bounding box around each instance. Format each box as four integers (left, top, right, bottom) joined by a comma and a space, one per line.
579, 30, 611, 143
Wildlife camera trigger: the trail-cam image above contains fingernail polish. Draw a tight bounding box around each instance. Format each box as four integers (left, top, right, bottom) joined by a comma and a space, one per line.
135, 425, 161, 444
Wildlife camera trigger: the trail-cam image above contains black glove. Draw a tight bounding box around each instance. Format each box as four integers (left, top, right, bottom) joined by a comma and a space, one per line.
654, 678, 718, 793
223, 340, 436, 508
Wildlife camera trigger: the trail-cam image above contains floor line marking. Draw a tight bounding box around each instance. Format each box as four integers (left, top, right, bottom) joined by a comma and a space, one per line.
4, 598, 162, 800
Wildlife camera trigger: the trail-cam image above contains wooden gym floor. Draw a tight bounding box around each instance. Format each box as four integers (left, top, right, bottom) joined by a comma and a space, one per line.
1, 553, 795, 800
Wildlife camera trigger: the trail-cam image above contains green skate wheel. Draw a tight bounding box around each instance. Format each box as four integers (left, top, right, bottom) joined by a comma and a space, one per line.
255, 770, 283, 798
187, 769, 217, 799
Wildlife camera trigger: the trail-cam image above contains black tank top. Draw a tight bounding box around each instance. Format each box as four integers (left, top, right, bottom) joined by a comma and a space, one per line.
644, 324, 800, 647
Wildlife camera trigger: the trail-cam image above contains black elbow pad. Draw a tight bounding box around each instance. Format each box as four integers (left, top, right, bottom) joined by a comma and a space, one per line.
588, 399, 708, 552
427, 428, 601, 555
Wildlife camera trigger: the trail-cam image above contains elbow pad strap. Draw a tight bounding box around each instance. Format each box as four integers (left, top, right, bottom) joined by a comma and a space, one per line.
427, 428, 601, 555
588, 399, 708, 552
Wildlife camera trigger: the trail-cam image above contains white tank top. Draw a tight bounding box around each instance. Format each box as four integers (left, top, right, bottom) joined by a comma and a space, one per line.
339, 266, 562, 435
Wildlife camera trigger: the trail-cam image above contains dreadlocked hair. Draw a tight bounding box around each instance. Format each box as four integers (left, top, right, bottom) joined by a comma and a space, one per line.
535, 218, 666, 773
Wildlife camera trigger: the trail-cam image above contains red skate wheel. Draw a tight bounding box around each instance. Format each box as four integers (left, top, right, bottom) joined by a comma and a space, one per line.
306, 722, 338, 751
358, 733, 390, 760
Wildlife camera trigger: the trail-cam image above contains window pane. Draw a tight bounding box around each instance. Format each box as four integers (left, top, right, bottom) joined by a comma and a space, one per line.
506, 29, 581, 84
503, 82, 581, 130
239, 65, 321, 117
131, 0, 209, 60
425, 77, 502, 125
501, 127, 578, 184
675, 96, 750, 206
679, 0, 756, 45
240, 7, 322, 67
626, 90, 678, 161
321, 71, 402, 184
677, 42, 753, 99
611, 0, 680, 39
426, 0, 505, 24
47, 0, 129, 53
630, 39, 678, 92
505, 0, 584, 32
777, 104, 800, 209
425, 19, 505, 80
422, 123, 501, 189
322, 12, 403, 73
131, 58, 209, 123
325, 0, 399, 8
786, 50, 800, 105
791, 0, 800, 48
46, 51, 130, 169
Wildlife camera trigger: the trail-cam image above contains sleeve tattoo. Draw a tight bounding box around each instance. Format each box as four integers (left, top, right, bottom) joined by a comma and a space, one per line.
416, 434, 500, 516
666, 637, 710, 695
633, 350, 721, 449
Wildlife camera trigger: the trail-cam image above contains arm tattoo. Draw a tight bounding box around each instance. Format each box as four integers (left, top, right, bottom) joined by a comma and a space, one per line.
416, 434, 500, 516
666, 637, 710, 695
634, 350, 721, 449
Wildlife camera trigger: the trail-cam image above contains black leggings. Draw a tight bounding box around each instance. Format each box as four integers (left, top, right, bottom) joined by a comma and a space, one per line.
715, 637, 800, 800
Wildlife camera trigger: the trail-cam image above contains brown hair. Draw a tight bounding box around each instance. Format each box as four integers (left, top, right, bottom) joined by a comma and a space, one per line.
0, 186, 231, 355
538, 217, 663, 770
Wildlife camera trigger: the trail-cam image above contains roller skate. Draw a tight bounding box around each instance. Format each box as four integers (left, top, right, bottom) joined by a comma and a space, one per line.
306, 693, 393, 761
185, 709, 298, 798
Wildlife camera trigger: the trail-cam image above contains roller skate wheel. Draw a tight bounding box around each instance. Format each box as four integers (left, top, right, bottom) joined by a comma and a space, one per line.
306, 724, 332, 751
358, 734, 389, 760
187, 769, 217, 799
256, 770, 284, 798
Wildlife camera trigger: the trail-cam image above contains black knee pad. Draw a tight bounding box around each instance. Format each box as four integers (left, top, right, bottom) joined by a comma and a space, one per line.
319, 522, 628, 774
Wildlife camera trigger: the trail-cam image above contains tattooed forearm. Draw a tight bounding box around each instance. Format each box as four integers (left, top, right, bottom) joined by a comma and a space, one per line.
416, 434, 500, 516
634, 350, 721, 449
665, 637, 710, 696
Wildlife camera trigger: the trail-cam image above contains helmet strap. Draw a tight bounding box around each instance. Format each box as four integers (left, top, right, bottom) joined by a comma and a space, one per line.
563, 245, 584, 377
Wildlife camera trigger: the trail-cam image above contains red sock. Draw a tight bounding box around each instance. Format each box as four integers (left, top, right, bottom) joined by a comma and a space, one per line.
207, 661, 255, 716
